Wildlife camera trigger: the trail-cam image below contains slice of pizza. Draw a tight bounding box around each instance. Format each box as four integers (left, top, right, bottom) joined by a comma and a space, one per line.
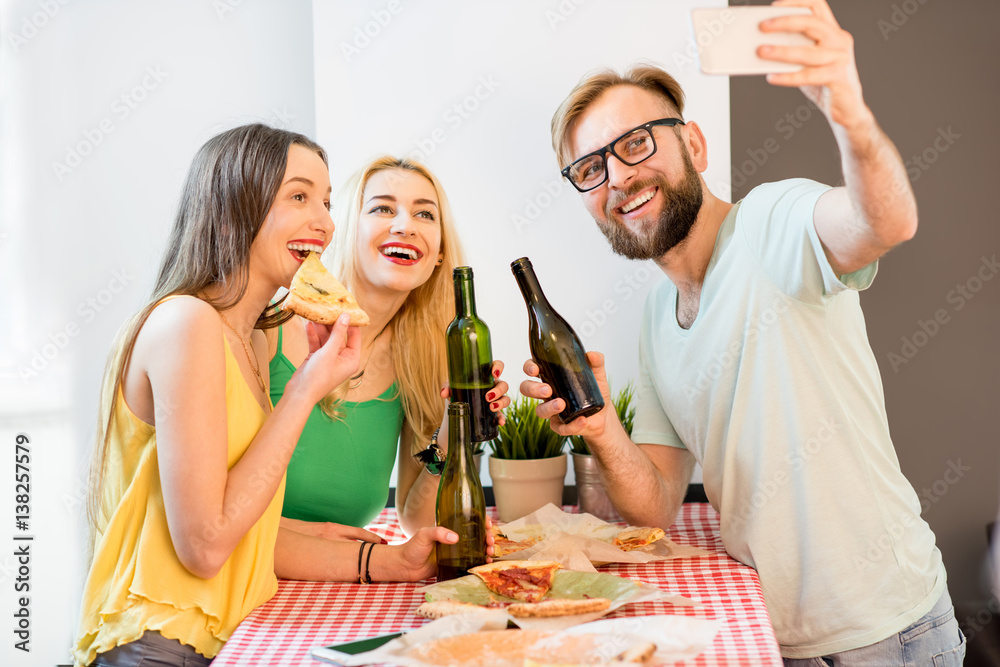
282, 252, 370, 326
612, 526, 666, 552
468, 560, 562, 603
490, 525, 543, 557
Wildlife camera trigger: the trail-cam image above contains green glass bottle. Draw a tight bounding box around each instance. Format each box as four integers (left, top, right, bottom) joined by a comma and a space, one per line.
511, 257, 605, 422
446, 266, 499, 443
435, 402, 487, 581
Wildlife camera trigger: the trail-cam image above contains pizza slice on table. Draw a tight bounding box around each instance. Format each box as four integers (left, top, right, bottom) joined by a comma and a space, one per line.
612, 526, 665, 552
469, 560, 562, 603
490, 525, 544, 557
282, 252, 370, 326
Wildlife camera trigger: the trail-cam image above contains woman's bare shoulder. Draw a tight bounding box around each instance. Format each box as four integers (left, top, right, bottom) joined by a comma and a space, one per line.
137, 296, 223, 356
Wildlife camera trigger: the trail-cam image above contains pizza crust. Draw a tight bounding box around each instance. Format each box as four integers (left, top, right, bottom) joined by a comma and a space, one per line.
507, 597, 611, 618
415, 600, 495, 619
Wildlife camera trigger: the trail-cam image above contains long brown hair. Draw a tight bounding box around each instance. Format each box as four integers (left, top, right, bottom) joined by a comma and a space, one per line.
87, 123, 327, 535
323, 156, 464, 453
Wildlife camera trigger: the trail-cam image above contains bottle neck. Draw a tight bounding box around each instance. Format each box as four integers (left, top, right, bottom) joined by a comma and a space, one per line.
453, 277, 478, 317
513, 264, 549, 311
448, 408, 471, 462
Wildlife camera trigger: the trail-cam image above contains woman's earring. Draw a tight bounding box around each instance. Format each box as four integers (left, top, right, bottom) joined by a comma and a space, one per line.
436, 254, 444, 266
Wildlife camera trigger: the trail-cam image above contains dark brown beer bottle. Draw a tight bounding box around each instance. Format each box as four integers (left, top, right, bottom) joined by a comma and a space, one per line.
435, 402, 487, 581
511, 257, 605, 422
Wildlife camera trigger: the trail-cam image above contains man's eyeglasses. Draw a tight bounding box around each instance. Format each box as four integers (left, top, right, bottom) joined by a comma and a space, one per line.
561, 118, 686, 192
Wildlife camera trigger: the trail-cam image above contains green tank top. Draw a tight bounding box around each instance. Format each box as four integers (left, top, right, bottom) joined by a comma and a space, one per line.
270, 327, 403, 527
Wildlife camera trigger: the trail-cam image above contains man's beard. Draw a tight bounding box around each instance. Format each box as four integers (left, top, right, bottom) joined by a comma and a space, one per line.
596, 150, 703, 261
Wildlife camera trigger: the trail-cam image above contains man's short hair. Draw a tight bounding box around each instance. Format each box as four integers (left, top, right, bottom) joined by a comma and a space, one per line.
550, 64, 686, 170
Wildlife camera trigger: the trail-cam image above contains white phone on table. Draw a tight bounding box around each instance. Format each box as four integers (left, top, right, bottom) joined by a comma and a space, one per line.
690, 6, 814, 76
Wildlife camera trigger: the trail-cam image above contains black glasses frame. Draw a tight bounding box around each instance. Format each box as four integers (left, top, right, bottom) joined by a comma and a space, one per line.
561, 117, 686, 192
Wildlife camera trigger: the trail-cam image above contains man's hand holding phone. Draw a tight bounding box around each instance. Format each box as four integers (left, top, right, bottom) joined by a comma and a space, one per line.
757, 0, 873, 134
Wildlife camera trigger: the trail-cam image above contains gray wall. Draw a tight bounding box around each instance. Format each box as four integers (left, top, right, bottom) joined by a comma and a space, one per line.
729, 0, 1000, 607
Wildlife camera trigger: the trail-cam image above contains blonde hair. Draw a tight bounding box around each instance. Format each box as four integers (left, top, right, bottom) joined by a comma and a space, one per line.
87, 124, 326, 538
323, 156, 464, 453
551, 64, 687, 170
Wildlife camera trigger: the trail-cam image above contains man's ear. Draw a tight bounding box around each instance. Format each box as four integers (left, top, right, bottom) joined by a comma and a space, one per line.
682, 121, 709, 173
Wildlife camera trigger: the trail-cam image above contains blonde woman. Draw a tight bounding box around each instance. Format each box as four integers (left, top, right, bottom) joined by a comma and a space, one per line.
268, 156, 509, 576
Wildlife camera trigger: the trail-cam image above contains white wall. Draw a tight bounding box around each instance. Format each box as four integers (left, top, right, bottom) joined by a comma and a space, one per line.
314, 0, 726, 487
0, 1, 315, 664
0, 1, 725, 663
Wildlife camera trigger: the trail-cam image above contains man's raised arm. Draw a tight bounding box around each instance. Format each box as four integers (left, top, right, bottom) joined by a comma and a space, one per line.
761, 0, 918, 276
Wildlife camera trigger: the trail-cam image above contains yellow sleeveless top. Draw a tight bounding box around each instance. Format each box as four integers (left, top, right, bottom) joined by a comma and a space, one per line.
74, 315, 283, 666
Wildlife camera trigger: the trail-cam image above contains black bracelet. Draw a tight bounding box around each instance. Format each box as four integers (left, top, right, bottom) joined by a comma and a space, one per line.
363, 543, 375, 584
415, 428, 446, 476
356, 541, 365, 584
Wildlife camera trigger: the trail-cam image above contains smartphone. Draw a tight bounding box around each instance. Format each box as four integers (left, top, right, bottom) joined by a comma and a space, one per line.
690, 6, 814, 76
309, 632, 404, 665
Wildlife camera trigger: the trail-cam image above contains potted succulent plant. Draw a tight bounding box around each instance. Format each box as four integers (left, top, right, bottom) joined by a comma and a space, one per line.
488, 395, 567, 522
569, 381, 635, 521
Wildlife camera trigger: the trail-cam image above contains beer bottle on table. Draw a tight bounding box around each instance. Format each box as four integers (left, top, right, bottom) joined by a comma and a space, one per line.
511, 257, 605, 423
435, 402, 487, 581
446, 266, 499, 443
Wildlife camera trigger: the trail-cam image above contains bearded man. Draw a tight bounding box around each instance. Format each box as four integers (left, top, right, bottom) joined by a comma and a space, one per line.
520, 1, 964, 664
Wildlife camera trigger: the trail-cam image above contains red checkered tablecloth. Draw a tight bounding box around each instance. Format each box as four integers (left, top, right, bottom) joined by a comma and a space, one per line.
213, 504, 782, 666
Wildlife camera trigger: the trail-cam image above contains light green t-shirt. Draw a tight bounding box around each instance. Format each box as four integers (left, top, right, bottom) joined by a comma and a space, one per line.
270, 327, 403, 527
633, 179, 946, 658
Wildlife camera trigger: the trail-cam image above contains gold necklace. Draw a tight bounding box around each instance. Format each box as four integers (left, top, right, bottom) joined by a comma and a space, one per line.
349, 323, 390, 390
219, 311, 267, 395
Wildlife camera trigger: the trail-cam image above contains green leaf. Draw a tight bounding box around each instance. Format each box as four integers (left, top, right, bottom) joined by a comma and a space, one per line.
422, 570, 645, 605
488, 395, 566, 460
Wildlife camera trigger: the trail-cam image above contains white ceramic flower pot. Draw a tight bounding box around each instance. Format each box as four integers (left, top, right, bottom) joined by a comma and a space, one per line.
488, 454, 567, 522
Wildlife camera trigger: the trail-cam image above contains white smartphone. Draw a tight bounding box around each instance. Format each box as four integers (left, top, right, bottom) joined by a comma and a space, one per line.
310, 632, 403, 665
690, 6, 814, 76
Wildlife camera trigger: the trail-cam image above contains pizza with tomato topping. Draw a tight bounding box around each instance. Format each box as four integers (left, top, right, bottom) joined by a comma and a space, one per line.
468, 560, 562, 603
